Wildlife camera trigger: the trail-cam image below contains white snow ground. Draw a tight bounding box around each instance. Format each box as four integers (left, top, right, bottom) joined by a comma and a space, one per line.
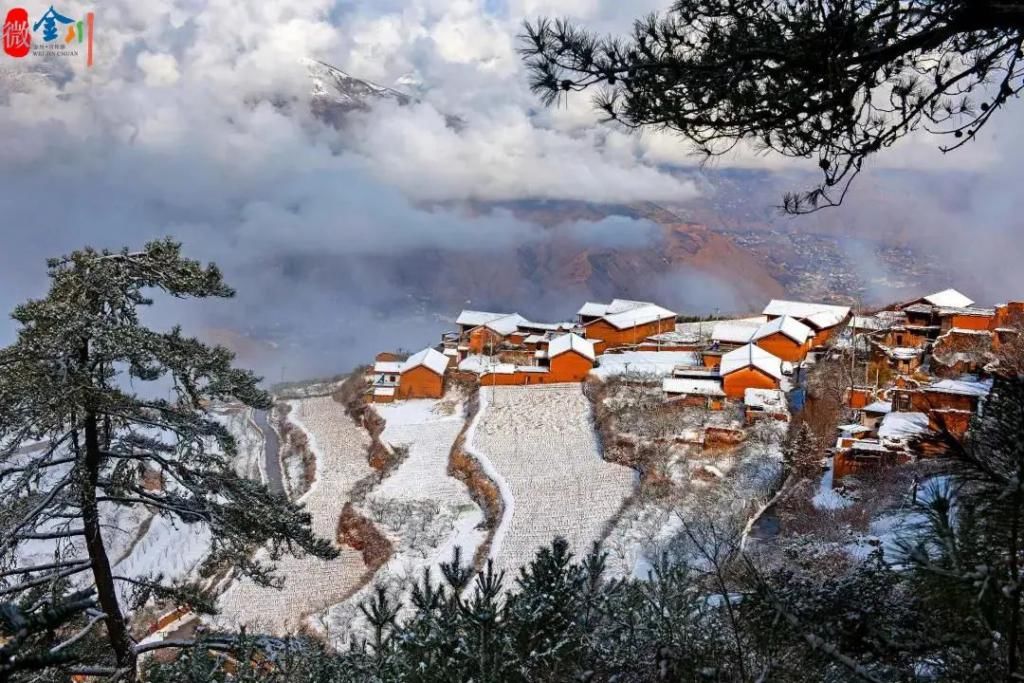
317, 396, 484, 647
466, 384, 636, 577
215, 396, 373, 634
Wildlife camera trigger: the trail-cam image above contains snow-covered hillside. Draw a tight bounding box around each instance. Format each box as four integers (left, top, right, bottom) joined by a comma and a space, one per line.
215, 396, 373, 634
317, 396, 485, 646
467, 384, 636, 577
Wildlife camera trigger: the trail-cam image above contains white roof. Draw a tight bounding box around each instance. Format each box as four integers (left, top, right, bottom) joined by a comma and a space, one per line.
456, 310, 508, 327
887, 346, 922, 360
373, 361, 403, 373
663, 378, 725, 397
579, 299, 677, 330
484, 313, 528, 336
604, 305, 676, 330
838, 423, 872, 435
752, 316, 812, 344
547, 333, 596, 361
839, 438, 891, 454
373, 387, 395, 397
849, 315, 886, 330
878, 412, 930, 440
577, 301, 610, 317
927, 378, 992, 397
719, 344, 784, 380
762, 300, 850, 329
923, 288, 974, 308
744, 388, 788, 411
863, 400, 892, 414
712, 320, 759, 344
400, 348, 449, 376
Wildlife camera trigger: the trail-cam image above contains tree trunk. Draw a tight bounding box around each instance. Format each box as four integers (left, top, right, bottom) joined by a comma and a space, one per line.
79, 350, 137, 680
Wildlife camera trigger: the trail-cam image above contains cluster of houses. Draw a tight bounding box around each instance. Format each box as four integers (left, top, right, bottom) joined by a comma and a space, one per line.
366, 297, 851, 422
366, 286, 1021, 488
832, 288, 1020, 482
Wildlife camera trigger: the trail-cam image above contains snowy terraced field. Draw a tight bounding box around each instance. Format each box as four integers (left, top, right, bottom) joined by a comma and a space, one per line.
319, 397, 484, 646
468, 385, 636, 576
216, 396, 373, 634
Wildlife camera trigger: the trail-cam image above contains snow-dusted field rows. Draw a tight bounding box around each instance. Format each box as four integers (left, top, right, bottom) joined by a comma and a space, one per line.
468, 385, 636, 576
216, 396, 373, 634
318, 397, 484, 646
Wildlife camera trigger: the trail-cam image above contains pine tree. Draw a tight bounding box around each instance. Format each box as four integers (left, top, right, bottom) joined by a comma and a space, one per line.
898, 376, 1024, 680
782, 421, 819, 478
0, 240, 337, 681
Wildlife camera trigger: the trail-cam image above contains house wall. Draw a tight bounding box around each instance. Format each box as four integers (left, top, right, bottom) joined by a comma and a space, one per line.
721, 367, 779, 399
397, 366, 444, 399
548, 350, 594, 382
702, 353, 722, 368
846, 387, 872, 409
949, 314, 993, 331
754, 332, 809, 362
479, 351, 594, 386
666, 394, 712, 409
468, 327, 504, 355
810, 323, 844, 348
583, 318, 675, 353
885, 328, 930, 349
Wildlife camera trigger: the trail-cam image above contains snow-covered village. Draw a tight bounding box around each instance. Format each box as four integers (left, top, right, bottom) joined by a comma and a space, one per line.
43, 284, 1005, 659
5, 0, 1024, 680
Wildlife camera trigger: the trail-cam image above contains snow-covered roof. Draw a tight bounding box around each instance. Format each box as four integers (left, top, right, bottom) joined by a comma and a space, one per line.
579, 299, 676, 329
941, 305, 994, 315
604, 305, 677, 330
484, 313, 528, 336
762, 300, 851, 328
849, 315, 887, 330
577, 301, 610, 317
400, 348, 449, 376
752, 316, 813, 344
926, 377, 993, 397
886, 346, 922, 360
373, 361, 403, 374
838, 423, 872, 435
647, 330, 701, 344
863, 400, 892, 414
373, 387, 395, 397
923, 288, 974, 309
548, 333, 596, 361
744, 388, 788, 411
456, 310, 509, 327
663, 378, 725, 397
878, 412, 930, 440
712, 320, 759, 344
719, 344, 784, 380
838, 438, 891, 454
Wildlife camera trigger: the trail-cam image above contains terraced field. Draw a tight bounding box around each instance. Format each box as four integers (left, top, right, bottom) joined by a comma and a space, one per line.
215, 396, 372, 634
467, 384, 636, 576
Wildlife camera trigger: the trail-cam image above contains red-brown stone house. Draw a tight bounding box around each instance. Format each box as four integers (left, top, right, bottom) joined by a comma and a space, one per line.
479, 334, 596, 386
890, 377, 991, 440
719, 344, 785, 399
395, 347, 449, 400
577, 299, 677, 354
662, 377, 726, 410
762, 300, 851, 348
750, 316, 814, 362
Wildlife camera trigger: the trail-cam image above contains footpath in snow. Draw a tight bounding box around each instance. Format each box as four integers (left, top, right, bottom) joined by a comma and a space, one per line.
466, 384, 635, 577
215, 396, 373, 634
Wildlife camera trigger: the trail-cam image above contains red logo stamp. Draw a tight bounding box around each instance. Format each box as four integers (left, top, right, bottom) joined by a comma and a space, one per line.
3, 8, 31, 58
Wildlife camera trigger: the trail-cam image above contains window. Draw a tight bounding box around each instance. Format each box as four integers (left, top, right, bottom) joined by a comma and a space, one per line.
895, 334, 904, 345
